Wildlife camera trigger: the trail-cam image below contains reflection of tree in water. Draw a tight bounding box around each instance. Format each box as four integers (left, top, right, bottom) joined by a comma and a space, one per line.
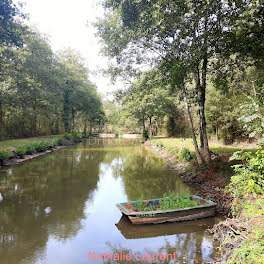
104, 231, 212, 264
0, 144, 111, 264
116, 146, 192, 200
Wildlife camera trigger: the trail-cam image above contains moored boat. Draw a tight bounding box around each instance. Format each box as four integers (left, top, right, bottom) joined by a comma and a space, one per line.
116, 195, 216, 225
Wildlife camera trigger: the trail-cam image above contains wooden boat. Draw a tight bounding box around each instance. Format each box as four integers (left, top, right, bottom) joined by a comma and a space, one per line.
116, 195, 216, 225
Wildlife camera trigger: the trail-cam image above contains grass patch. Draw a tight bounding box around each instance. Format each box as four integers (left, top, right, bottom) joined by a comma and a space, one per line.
0, 134, 63, 150
150, 137, 258, 157
230, 226, 264, 264
0, 132, 82, 164
179, 148, 194, 161
134, 192, 198, 212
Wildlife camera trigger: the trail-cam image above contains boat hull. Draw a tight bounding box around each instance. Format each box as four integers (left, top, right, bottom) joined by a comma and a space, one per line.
127, 206, 216, 224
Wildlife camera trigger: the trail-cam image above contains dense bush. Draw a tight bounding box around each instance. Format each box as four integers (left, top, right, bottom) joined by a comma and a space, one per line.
227, 150, 264, 216
56, 137, 64, 146
64, 131, 81, 142
82, 131, 87, 138
179, 148, 194, 162
32, 142, 47, 152
25, 141, 56, 154
0, 150, 11, 165
25, 144, 36, 155
141, 129, 149, 141
15, 146, 27, 158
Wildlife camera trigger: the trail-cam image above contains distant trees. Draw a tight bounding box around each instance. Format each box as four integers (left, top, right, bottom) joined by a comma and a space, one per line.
0, 24, 104, 139
118, 71, 173, 138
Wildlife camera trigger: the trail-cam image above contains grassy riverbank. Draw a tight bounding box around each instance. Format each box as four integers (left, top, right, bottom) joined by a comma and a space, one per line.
146, 137, 264, 263
0, 133, 82, 166
0, 135, 63, 150
150, 137, 258, 156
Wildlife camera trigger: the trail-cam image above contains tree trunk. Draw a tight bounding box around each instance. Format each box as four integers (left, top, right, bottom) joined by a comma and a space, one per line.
215, 127, 219, 141
0, 97, 3, 139
32, 99, 38, 135
183, 86, 203, 165
199, 109, 204, 149
149, 116, 152, 139
63, 88, 70, 133
71, 108, 76, 132
0, 98, 2, 124
83, 119, 87, 135
195, 62, 211, 163
142, 116, 145, 132
199, 11, 211, 163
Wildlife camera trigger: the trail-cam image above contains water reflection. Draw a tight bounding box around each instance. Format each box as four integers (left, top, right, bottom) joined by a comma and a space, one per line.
0, 145, 104, 263
115, 215, 216, 239
0, 139, 218, 264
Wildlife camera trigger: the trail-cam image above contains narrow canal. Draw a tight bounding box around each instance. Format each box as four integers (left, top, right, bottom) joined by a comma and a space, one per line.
0, 139, 220, 264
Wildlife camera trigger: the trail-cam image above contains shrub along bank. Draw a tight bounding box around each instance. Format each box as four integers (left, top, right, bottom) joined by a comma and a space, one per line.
0, 132, 83, 166
145, 138, 263, 263
211, 149, 264, 264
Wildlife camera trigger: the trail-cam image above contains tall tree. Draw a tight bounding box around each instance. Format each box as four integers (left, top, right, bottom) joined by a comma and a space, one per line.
0, 0, 26, 136
0, 0, 25, 47
96, 0, 246, 163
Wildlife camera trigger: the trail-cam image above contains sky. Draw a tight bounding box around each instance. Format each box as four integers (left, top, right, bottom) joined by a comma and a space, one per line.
17, 0, 124, 98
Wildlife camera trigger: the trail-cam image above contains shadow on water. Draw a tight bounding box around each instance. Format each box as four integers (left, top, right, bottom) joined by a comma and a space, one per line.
0, 138, 220, 264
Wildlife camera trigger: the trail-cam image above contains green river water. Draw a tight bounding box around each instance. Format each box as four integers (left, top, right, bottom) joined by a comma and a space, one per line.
0, 138, 221, 264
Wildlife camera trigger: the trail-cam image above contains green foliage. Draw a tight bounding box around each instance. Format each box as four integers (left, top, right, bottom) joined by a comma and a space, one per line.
15, 146, 27, 158
205, 86, 247, 143
64, 131, 81, 142
227, 150, 264, 216
70, 131, 80, 140
159, 192, 198, 210
134, 193, 197, 212
239, 99, 264, 140
0, 150, 11, 164
179, 148, 194, 162
141, 129, 149, 141
166, 109, 190, 138
82, 130, 87, 138
0, 0, 25, 47
110, 71, 174, 136
0, 136, 72, 164
56, 137, 64, 146
25, 143, 36, 155
0, 30, 105, 140
134, 200, 156, 212
243, 199, 264, 217
156, 141, 164, 148
32, 142, 49, 153
229, 228, 264, 264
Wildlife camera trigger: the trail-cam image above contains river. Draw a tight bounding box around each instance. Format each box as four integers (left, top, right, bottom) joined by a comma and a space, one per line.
0, 138, 220, 264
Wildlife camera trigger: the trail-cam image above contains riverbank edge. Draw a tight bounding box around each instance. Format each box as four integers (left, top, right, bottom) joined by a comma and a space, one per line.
144, 141, 232, 216
0, 139, 83, 168
144, 141, 236, 262
144, 142, 264, 263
